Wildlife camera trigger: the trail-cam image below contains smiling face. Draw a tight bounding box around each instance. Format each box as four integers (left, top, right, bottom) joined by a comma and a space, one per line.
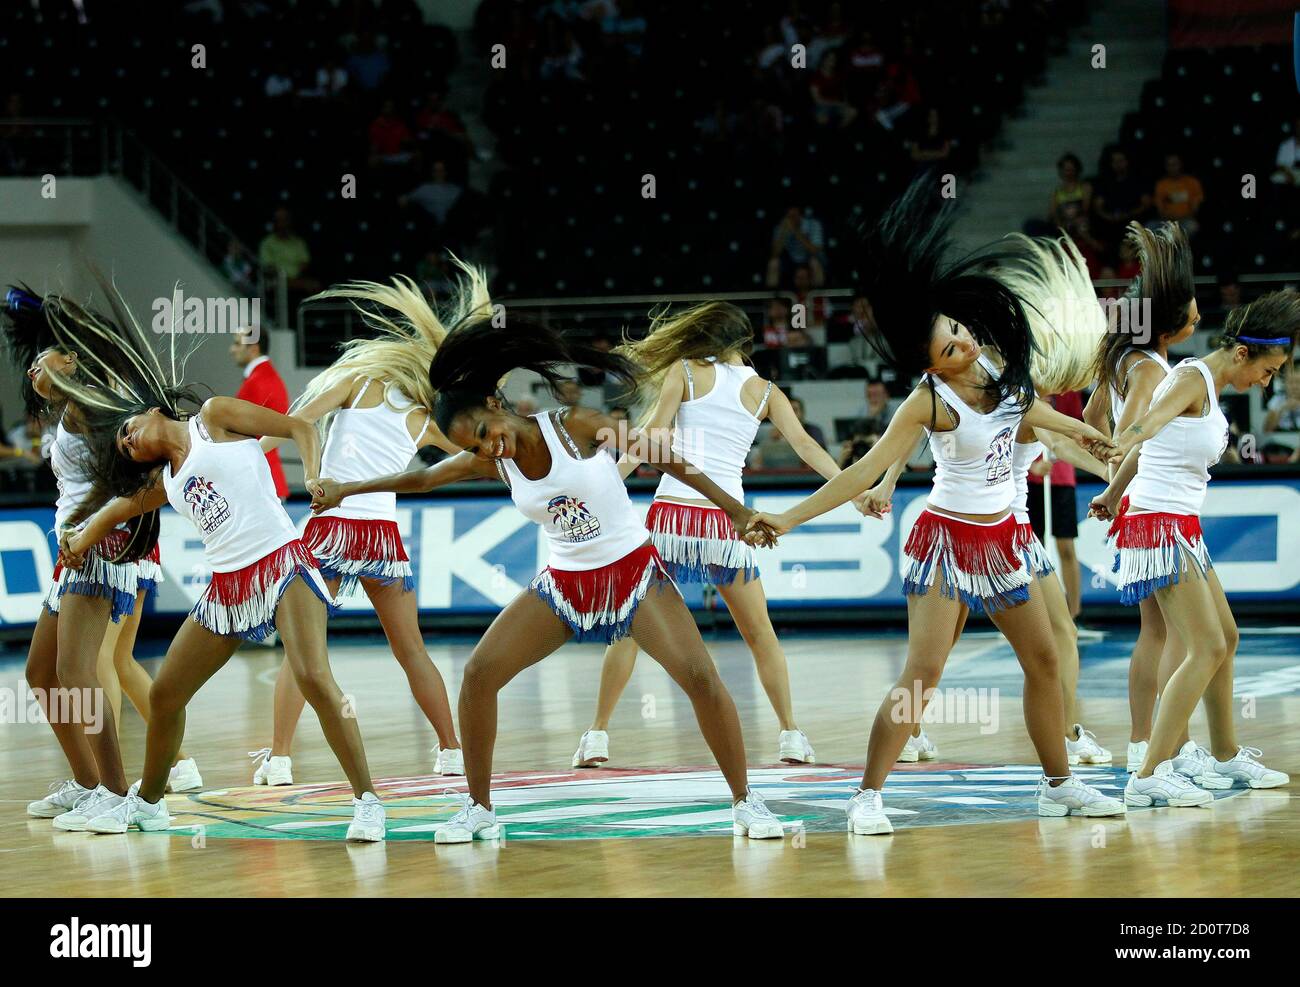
115, 407, 167, 462
447, 401, 523, 462
27, 347, 76, 401
1227, 347, 1290, 391
926, 314, 980, 374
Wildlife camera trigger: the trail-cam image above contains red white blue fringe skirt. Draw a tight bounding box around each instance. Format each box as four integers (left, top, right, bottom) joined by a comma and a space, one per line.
302, 516, 414, 596
644, 500, 757, 585
136, 543, 164, 596
192, 540, 338, 642
902, 510, 1030, 615
46, 529, 142, 624
1110, 506, 1211, 606
531, 543, 675, 644
1013, 519, 1055, 579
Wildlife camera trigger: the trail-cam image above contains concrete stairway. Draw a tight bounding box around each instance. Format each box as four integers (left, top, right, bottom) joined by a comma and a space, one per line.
952, 0, 1167, 251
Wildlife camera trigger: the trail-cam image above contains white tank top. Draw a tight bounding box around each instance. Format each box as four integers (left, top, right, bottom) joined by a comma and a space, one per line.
925, 355, 1024, 515
317, 379, 430, 522
163, 415, 300, 572
655, 360, 773, 502
1011, 439, 1045, 524
1110, 348, 1171, 429
1128, 358, 1229, 517
50, 415, 95, 532
501, 411, 649, 571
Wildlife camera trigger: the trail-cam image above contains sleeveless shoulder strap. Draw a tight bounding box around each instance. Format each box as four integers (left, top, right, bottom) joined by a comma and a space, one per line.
192, 414, 213, 443
681, 359, 695, 402
494, 457, 511, 488
348, 377, 374, 410
754, 379, 774, 419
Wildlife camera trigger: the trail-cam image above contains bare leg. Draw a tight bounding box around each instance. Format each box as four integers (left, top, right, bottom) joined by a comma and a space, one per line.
987, 580, 1070, 779
1199, 570, 1240, 760
590, 637, 638, 731
1153, 611, 1189, 749
630, 582, 751, 801
913, 610, 969, 738
456, 591, 575, 807
27, 609, 98, 788
1138, 561, 1231, 776
274, 579, 374, 797
1038, 571, 1080, 727
138, 620, 240, 803
1129, 596, 1166, 742
364, 577, 460, 749
269, 657, 307, 756
1056, 537, 1081, 618
96, 616, 125, 726
863, 589, 966, 791
716, 573, 797, 731
55, 594, 128, 795
112, 593, 190, 762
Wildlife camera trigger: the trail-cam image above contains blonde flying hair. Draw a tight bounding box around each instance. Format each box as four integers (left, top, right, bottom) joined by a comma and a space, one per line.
294, 257, 492, 428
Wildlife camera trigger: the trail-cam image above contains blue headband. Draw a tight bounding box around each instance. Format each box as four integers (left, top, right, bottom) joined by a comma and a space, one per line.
1236, 335, 1291, 345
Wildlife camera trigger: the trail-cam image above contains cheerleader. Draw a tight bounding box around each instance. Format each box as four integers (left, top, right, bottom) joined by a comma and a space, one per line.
572, 302, 858, 769
248, 267, 486, 784
747, 178, 1127, 833
1093, 294, 1300, 806
1086, 222, 1198, 772
310, 315, 788, 842
4, 288, 201, 827
52, 289, 385, 840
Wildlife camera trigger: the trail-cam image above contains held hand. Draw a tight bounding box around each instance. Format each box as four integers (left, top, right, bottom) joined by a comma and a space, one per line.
743, 519, 779, 549
58, 528, 87, 571
854, 486, 892, 520
309, 478, 343, 514
1028, 458, 1052, 478
746, 510, 793, 539
1088, 487, 1121, 521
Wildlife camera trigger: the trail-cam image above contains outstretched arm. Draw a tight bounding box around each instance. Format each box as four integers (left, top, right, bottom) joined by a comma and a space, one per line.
260, 375, 355, 453
1024, 397, 1117, 462
310, 450, 496, 512
202, 396, 323, 484
615, 362, 685, 479
63, 479, 169, 563
1110, 368, 1207, 462
763, 384, 841, 480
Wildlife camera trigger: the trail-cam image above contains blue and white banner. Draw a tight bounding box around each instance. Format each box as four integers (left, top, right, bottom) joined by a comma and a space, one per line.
2, 479, 1298, 626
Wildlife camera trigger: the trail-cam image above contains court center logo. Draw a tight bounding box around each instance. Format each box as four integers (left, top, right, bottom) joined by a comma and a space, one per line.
182, 476, 231, 533
547, 495, 601, 542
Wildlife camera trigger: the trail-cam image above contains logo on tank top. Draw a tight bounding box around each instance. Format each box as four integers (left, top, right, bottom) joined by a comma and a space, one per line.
546, 495, 601, 543
182, 475, 231, 534
985, 427, 1014, 486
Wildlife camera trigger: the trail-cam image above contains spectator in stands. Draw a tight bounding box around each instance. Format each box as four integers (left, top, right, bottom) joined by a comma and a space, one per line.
809, 1, 851, 69
791, 264, 832, 334
264, 61, 295, 99
845, 26, 885, 106
1264, 366, 1300, 432
229, 329, 289, 499
221, 238, 256, 296
2, 413, 43, 465
347, 31, 391, 92
873, 35, 923, 131
762, 296, 792, 348
400, 160, 463, 228
414, 89, 474, 169
1152, 152, 1203, 237
810, 51, 857, 130
766, 206, 827, 288
788, 396, 826, 449
907, 107, 952, 167
258, 207, 319, 296
368, 98, 416, 168
1092, 146, 1150, 259
853, 377, 897, 435
1046, 152, 1091, 232
838, 432, 878, 468
750, 424, 803, 470
600, 0, 648, 58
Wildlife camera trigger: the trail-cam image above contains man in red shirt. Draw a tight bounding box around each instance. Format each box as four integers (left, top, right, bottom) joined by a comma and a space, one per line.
230, 330, 289, 499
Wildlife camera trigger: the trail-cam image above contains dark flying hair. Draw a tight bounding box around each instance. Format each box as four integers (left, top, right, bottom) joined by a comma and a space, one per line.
429, 313, 639, 436
3, 284, 63, 417
1212, 291, 1300, 357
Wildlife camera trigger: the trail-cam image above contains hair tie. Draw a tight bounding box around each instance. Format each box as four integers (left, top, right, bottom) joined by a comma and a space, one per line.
5, 287, 42, 313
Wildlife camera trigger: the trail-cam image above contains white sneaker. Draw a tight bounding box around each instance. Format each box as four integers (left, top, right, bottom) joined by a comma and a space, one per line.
435, 790, 500, 843
433, 747, 465, 776
27, 779, 91, 818
1127, 740, 1148, 773
777, 729, 816, 764
732, 787, 783, 839
52, 785, 121, 832
1066, 724, 1112, 765
345, 792, 386, 842
1124, 761, 1213, 807
166, 758, 204, 793
1037, 775, 1126, 817
1171, 741, 1233, 790
847, 787, 893, 835
1211, 747, 1290, 789
572, 729, 609, 768
898, 730, 938, 763
86, 783, 170, 834
249, 748, 293, 786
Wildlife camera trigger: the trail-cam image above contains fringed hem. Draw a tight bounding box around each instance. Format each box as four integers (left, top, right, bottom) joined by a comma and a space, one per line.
303, 516, 414, 596
136, 543, 163, 596
531, 543, 675, 644
1014, 522, 1055, 578
46, 529, 139, 623
191, 540, 339, 642
645, 501, 758, 586
1112, 511, 1211, 605
902, 511, 1030, 615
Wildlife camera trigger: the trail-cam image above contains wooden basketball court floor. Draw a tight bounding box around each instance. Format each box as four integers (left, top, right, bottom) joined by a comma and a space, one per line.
2, 623, 1297, 897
